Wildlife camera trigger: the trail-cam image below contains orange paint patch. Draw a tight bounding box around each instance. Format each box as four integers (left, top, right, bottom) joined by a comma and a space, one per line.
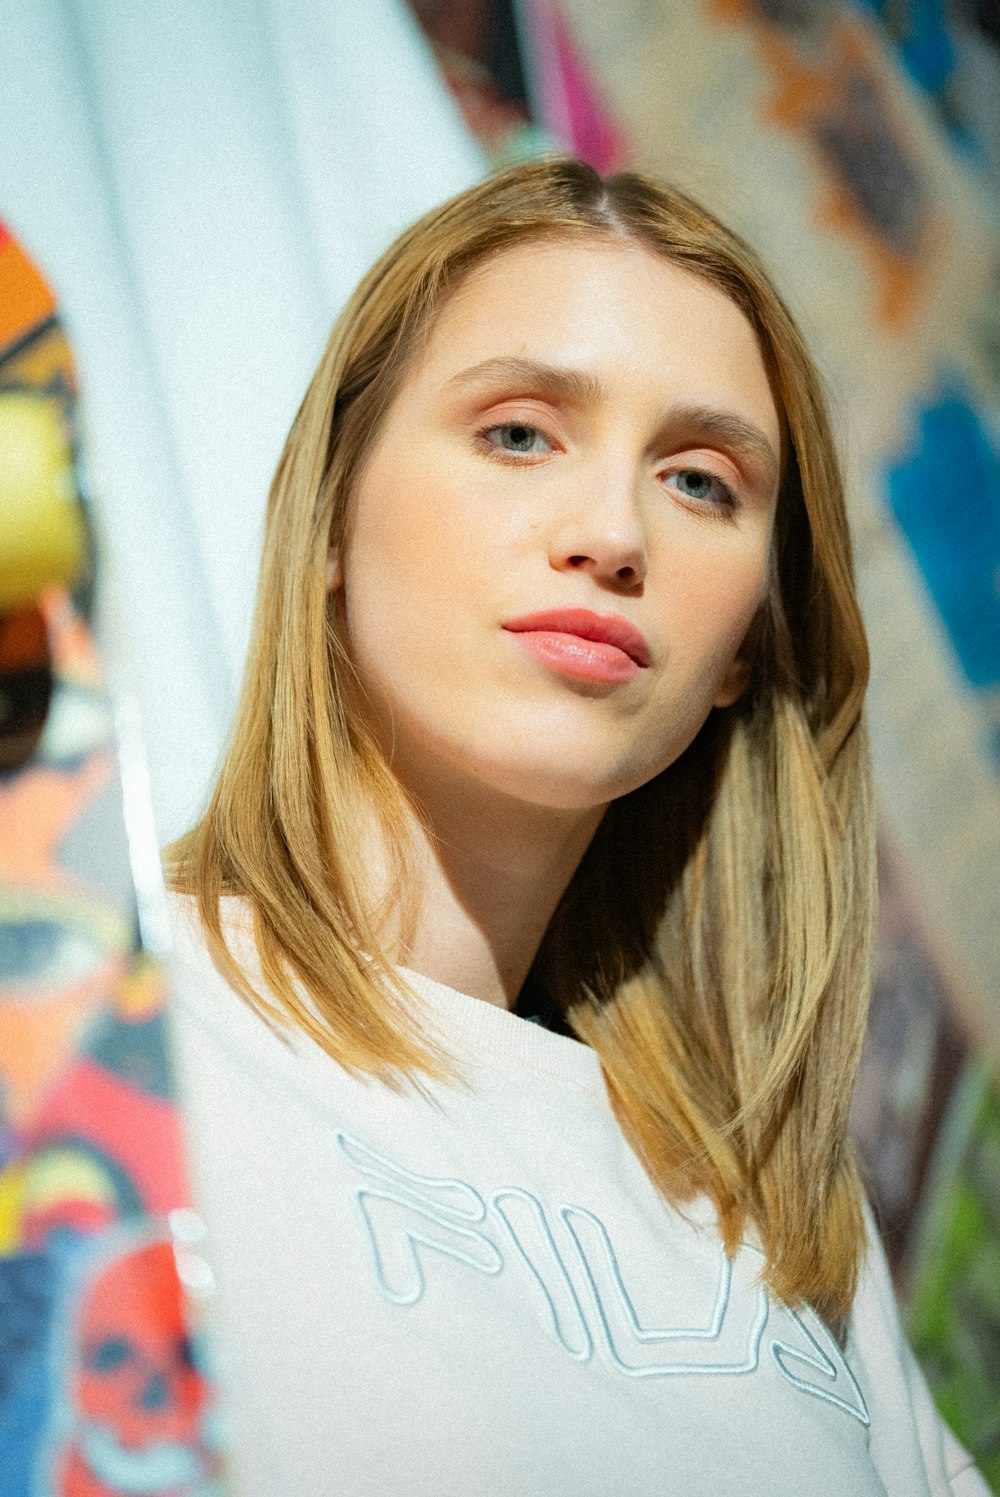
0, 606, 47, 672
0, 236, 57, 354
118, 956, 169, 1022
0, 748, 128, 1127
42, 586, 104, 690
0, 320, 78, 403
0, 756, 113, 887
0, 966, 126, 1129
708, 0, 925, 326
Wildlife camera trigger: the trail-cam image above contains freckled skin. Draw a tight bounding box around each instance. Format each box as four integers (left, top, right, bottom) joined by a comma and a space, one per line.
331, 237, 781, 816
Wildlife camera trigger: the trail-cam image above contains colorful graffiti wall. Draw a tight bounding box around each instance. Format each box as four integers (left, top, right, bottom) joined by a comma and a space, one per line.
0, 225, 223, 1496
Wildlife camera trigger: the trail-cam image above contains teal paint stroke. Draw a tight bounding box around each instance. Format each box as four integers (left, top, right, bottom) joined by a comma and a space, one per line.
884, 376, 1000, 693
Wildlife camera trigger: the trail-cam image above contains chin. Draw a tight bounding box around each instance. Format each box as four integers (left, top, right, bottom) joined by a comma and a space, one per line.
472, 751, 658, 814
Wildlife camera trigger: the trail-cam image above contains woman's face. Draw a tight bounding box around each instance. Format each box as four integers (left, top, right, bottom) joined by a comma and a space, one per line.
330, 236, 781, 814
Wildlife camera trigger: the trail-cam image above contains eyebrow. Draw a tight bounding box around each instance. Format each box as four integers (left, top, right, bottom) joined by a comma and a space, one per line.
445, 355, 608, 407
663, 403, 780, 490
444, 356, 780, 490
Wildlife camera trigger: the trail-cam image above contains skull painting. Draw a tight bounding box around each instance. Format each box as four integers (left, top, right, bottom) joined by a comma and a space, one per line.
57, 1237, 218, 1496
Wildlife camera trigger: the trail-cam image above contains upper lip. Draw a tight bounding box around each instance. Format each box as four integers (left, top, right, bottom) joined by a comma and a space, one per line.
501, 608, 651, 668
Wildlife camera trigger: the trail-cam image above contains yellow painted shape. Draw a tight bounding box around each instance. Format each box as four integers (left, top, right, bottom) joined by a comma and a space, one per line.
0, 393, 87, 608
0, 1163, 26, 1254
22, 1147, 116, 1214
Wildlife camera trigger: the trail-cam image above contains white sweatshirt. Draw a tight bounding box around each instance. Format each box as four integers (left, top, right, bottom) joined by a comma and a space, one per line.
166, 895, 988, 1497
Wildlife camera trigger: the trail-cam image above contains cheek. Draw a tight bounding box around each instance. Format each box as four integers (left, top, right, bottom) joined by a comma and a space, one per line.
661, 538, 770, 663
343, 440, 520, 652
344, 457, 437, 634
341, 452, 490, 695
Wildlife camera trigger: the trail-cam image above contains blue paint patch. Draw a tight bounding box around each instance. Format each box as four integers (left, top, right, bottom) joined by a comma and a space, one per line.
885, 380, 1000, 690
853, 0, 980, 158
991, 722, 1000, 772
0, 1252, 59, 1497
855, 0, 955, 101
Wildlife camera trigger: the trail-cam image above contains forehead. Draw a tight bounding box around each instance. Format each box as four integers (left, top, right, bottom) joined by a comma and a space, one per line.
405, 236, 780, 444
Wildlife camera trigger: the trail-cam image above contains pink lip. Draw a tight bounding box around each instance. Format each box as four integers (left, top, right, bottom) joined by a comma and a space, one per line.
501, 608, 651, 685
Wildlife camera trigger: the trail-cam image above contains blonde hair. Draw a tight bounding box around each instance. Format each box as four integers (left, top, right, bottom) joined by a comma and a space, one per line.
166, 156, 875, 1327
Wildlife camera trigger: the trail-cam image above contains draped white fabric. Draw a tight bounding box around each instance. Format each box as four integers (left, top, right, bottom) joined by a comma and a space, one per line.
0, 0, 483, 839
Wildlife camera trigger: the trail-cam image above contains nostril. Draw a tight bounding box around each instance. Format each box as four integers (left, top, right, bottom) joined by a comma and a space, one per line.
567, 555, 589, 568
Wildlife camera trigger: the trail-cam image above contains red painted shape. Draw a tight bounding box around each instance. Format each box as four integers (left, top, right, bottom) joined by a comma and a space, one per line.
29, 1057, 189, 1215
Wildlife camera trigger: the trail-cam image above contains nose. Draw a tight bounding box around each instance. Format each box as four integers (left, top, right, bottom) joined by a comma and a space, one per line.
546, 460, 648, 590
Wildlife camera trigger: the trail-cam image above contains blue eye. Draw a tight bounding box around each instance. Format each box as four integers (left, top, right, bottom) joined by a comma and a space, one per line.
665, 468, 737, 510
477, 423, 553, 460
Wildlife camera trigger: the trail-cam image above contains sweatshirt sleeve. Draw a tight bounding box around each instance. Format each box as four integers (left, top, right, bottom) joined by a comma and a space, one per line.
850, 1199, 991, 1497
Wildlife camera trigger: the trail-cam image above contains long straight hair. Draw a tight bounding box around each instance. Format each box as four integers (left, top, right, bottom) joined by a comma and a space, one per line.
166, 156, 875, 1327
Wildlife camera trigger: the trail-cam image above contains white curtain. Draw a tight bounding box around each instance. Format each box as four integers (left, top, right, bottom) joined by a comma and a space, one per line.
0, 0, 484, 840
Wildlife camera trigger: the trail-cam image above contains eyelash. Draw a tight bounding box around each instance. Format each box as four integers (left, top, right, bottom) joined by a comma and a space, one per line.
473, 422, 740, 514
474, 422, 554, 464
663, 468, 739, 515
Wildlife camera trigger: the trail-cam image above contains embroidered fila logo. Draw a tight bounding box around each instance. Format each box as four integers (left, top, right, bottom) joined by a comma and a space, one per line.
335, 1131, 870, 1426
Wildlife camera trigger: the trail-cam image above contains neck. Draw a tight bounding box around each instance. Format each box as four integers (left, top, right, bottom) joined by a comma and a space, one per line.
380, 768, 604, 1011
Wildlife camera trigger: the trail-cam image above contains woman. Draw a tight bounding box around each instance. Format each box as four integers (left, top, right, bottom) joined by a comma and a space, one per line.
166, 157, 986, 1495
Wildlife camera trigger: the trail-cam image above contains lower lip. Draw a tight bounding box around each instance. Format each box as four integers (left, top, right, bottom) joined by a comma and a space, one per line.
505, 630, 642, 684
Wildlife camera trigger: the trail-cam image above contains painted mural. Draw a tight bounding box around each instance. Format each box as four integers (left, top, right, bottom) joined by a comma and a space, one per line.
0, 222, 223, 1495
